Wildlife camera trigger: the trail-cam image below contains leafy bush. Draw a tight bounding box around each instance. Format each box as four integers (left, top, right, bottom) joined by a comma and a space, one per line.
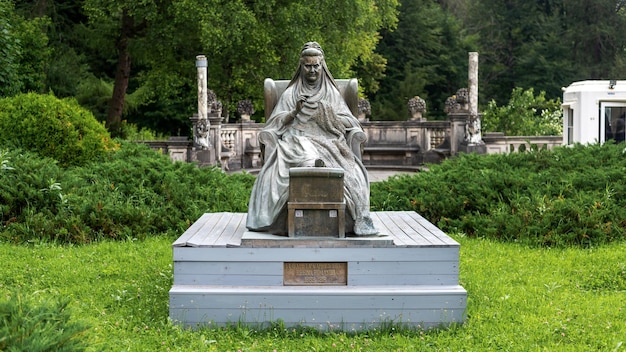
3, 137, 625, 247
0, 93, 117, 167
482, 87, 563, 136
0, 291, 90, 351
371, 142, 626, 247
0, 142, 254, 244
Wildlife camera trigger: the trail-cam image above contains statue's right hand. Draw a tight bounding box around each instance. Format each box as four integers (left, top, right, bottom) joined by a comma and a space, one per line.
296, 95, 308, 113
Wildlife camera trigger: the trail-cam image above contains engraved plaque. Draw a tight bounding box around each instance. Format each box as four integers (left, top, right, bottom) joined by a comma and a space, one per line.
283, 262, 347, 286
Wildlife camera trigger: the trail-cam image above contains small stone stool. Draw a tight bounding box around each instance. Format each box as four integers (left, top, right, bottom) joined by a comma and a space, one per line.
287, 167, 345, 238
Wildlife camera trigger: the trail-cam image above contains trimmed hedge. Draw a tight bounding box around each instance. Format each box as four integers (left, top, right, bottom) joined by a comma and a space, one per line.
0, 142, 254, 244
0, 93, 117, 167
2, 137, 626, 247
371, 142, 626, 247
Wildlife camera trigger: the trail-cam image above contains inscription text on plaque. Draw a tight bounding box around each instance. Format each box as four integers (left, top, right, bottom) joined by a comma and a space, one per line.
283, 262, 347, 286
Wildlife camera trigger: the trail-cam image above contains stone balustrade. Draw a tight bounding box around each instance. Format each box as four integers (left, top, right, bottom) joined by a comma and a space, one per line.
140, 122, 563, 170
482, 133, 563, 153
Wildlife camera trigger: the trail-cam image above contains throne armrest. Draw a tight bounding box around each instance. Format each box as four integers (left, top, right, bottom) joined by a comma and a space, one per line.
346, 129, 367, 161
258, 130, 278, 163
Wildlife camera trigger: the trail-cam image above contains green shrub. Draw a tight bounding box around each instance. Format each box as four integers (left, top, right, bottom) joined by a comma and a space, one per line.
482, 87, 563, 136
0, 142, 255, 244
0, 291, 90, 351
371, 142, 626, 247
4, 136, 625, 247
0, 93, 117, 166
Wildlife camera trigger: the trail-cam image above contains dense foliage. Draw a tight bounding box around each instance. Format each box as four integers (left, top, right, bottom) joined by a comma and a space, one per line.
445, 0, 626, 105
0, 0, 50, 97
0, 93, 117, 167
2, 137, 625, 247
0, 291, 90, 351
482, 87, 563, 136
4, 1, 626, 133
370, 0, 472, 120
371, 142, 626, 247
0, 142, 254, 244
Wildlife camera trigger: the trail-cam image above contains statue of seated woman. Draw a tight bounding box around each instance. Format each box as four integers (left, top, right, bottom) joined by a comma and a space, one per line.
246, 42, 378, 236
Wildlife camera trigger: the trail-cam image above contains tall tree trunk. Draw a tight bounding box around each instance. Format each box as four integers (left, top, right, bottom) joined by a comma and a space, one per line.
106, 10, 133, 136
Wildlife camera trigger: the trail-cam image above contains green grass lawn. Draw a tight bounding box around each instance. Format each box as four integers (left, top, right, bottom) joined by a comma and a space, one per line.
1, 235, 624, 351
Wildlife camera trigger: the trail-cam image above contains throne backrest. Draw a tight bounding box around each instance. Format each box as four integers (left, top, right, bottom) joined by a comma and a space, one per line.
260, 77, 365, 163
263, 78, 359, 120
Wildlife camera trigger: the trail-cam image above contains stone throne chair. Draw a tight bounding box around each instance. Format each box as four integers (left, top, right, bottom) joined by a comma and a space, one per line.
259, 78, 367, 163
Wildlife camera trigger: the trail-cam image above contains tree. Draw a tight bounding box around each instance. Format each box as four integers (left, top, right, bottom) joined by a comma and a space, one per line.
560, 0, 626, 80
453, 0, 626, 105
177, 0, 399, 119
0, 0, 21, 97
370, 0, 472, 120
82, 0, 157, 135
0, 0, 50, 97
77, 0, 399, 135
482, 87, 562, 136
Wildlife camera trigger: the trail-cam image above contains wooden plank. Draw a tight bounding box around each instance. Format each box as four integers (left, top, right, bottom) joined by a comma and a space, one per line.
174, 274, 283, 286
180, 213, 227, 247
174, 262, 282, 276
406, 212, 460, 246
392, 212, 442, 246
173, 246, 459, 262
211, 213, 247, 247
242, 231, 394, 248
171, 307, 466, 329
399, 211, 450, 245
173, 272, 459, 286
349, 261, 458, 276
179, 211, 458, 248
173, 260, 458, 286
173, 261, 458, 277
186, 212, 235, 247
348, 274, 458, 286
170, 285, 467, 310
371, 212, 417, 246
172, 213, 213, 247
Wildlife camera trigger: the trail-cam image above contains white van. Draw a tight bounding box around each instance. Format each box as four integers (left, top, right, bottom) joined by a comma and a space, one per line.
562, 80, 626, 145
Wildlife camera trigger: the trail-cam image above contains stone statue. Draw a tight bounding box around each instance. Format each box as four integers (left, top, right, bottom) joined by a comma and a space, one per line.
246, 42, 377, 236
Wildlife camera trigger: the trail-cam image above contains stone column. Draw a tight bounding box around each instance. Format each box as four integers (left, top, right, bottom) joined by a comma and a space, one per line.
448, 113, 467, 156
192, 55, 215, 165
194, 55, 211, 150
467, 52, 483, 145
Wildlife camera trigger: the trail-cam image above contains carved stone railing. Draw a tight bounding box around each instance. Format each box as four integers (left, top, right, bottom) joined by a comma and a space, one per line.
137, 137, 192, 163
140, 124, 562, 170
482, 133, 562, 154
360, 120, 449, 166
219, 123, 264, 170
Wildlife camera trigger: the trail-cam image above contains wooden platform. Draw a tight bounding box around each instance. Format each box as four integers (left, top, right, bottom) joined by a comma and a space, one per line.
170, 211, 467, 330
173, 211, 459, 248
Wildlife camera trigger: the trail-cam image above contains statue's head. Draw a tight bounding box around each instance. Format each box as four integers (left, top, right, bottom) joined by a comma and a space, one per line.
300, 42, 324, 84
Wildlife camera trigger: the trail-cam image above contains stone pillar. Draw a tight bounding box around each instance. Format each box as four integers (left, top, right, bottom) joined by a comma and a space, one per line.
191, 55, 216, 166
209, 113, 224, 169
194, 55, 211, 150
467, 52, 483, 145
448, 113, 467, 156
468, 52, 478, 121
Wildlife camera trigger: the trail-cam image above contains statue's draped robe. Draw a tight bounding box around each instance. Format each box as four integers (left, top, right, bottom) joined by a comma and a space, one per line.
246, 74, 372, 234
